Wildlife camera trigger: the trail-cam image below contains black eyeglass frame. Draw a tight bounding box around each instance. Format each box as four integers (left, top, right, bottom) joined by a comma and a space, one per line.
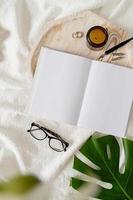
27, 122, 69, 152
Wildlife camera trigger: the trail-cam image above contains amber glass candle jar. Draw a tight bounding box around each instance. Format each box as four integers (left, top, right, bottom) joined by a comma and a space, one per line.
86, 26, 108, 49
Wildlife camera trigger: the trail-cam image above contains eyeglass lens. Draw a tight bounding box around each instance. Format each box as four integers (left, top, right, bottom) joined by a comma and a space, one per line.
30, 125, 47, 140
49, 138, 66, 152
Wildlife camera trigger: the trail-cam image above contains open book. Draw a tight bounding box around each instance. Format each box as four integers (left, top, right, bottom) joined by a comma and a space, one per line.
28, 47, 133, 137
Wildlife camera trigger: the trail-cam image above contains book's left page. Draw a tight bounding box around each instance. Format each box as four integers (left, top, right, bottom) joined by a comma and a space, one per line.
28, 48, 91, 125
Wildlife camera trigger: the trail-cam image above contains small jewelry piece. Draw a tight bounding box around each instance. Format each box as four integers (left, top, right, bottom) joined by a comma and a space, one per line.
86, 26, 108, 50
72, 31, 84, 39
27, 122, 69, 152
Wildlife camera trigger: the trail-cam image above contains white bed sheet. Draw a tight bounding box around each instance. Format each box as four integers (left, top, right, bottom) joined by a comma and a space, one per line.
0, 0, 133, 199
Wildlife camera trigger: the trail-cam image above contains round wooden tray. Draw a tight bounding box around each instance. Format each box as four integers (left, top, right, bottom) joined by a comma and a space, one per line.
30, 9, 133, 73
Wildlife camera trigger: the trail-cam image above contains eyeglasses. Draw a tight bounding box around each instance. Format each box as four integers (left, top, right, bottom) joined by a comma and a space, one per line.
27, 122, 69, 152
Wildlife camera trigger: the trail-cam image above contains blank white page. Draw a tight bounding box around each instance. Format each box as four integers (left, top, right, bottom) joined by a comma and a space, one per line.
78, 61, 133, 137
28, 48, 91, 124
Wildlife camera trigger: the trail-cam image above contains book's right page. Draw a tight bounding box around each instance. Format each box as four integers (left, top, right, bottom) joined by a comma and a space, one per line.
78, 61, 133, 137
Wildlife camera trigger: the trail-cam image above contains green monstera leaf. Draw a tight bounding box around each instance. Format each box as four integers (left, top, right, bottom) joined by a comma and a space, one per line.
71, 135, 133, 200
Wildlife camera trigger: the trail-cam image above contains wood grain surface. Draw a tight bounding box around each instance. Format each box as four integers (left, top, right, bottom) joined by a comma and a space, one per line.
30, 9, 133, 73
